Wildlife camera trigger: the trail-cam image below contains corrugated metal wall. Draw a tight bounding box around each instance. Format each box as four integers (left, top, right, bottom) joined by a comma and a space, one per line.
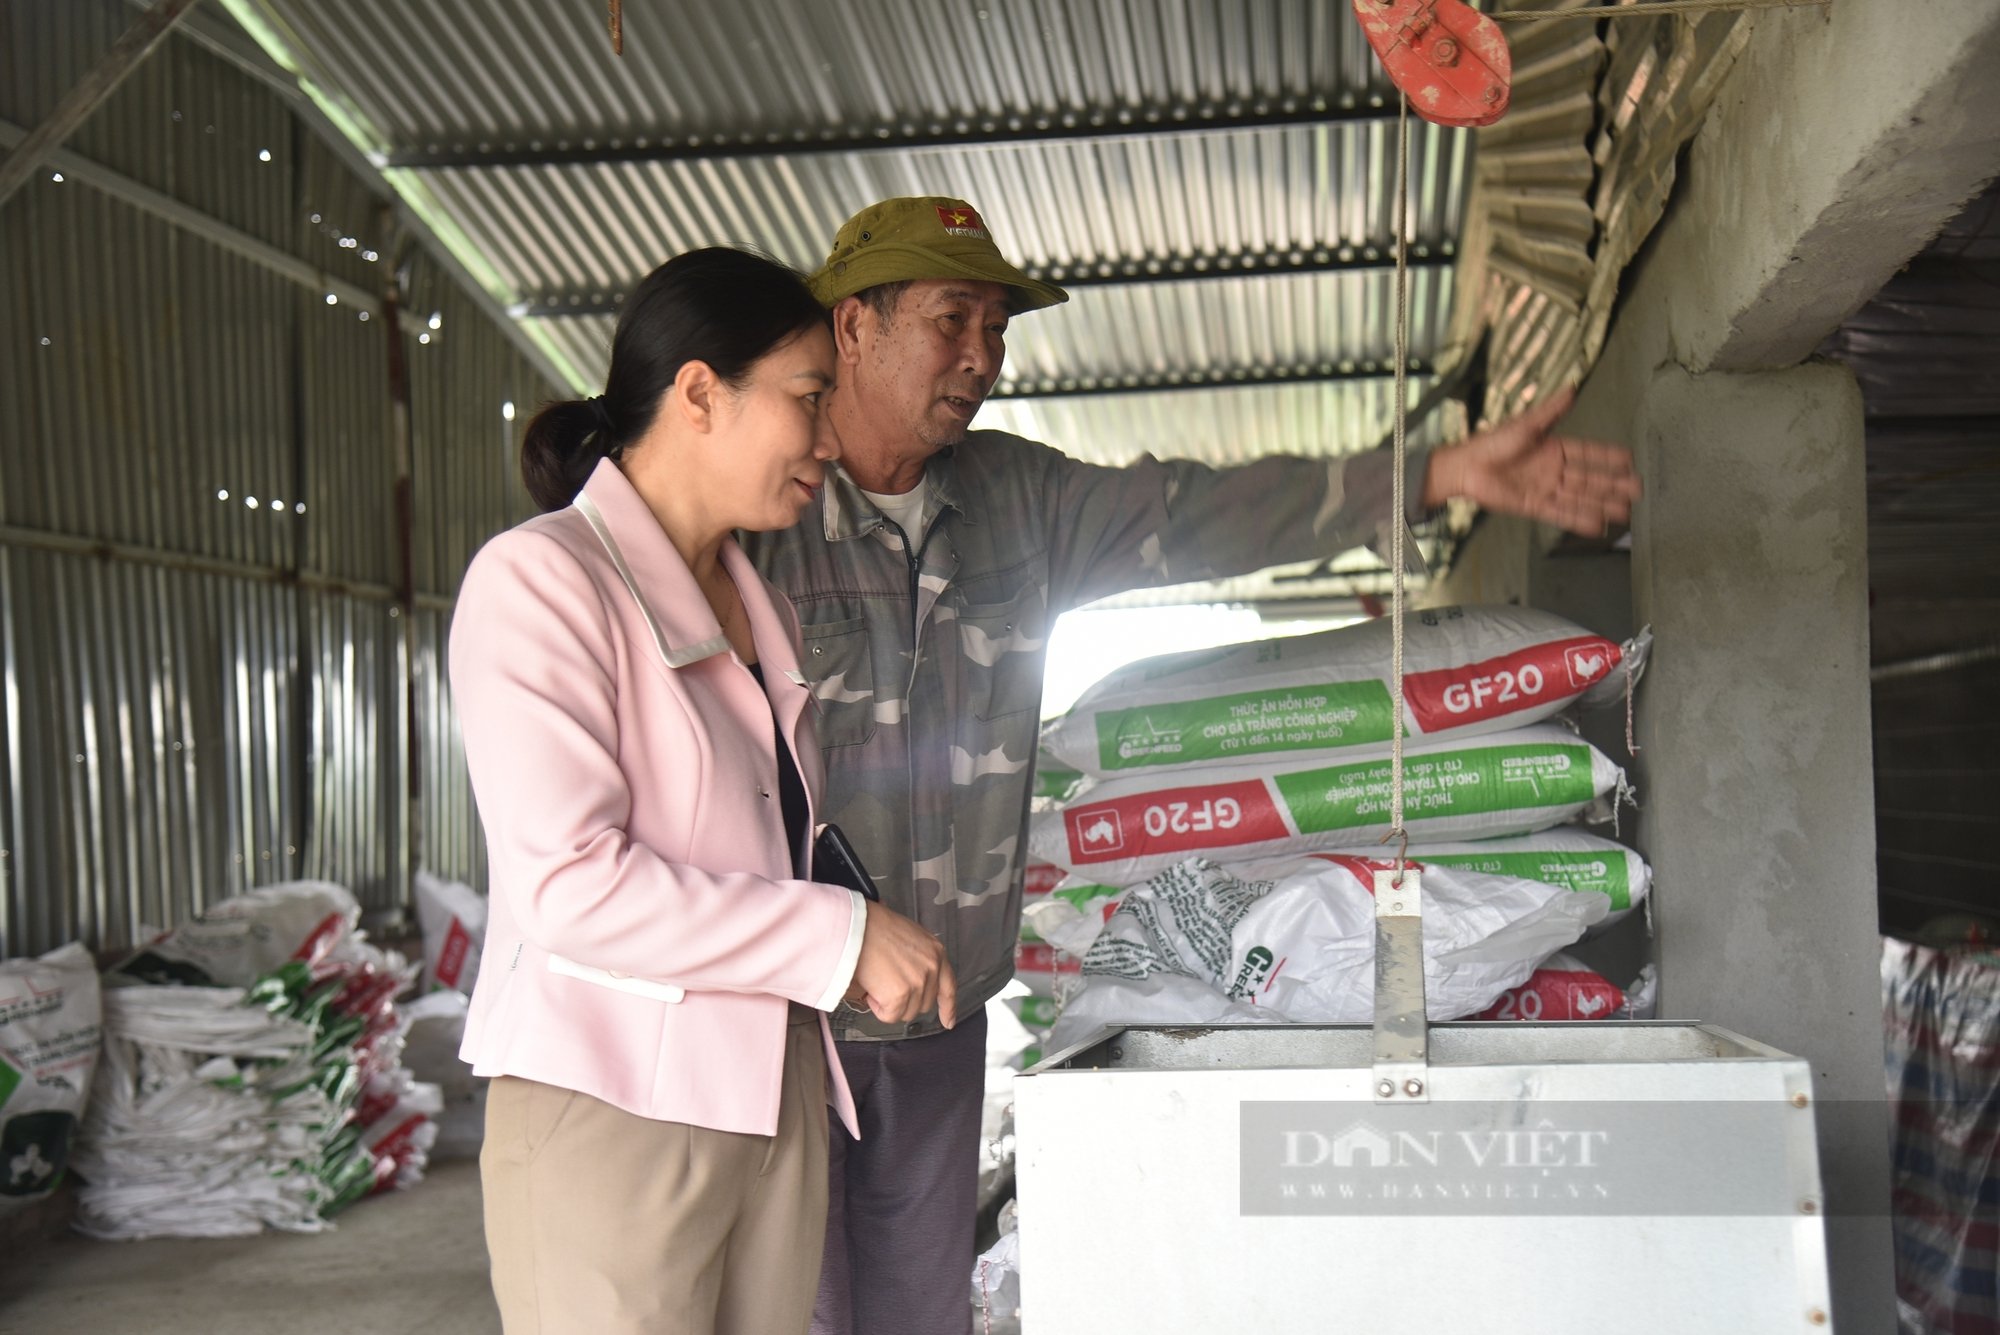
0, 0, 553, 957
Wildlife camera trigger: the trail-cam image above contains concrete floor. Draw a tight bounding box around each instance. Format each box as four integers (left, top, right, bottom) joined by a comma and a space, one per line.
0, 1161, 499, 1335
0, 1006, 1034, 1334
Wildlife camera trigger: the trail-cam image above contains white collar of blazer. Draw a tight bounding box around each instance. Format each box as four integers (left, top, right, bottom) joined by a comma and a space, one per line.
571, 458, 806, 691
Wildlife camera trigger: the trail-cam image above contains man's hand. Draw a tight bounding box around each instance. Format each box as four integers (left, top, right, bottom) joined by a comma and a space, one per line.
849, 901, 957, 1028
1422, 386, 1639, 537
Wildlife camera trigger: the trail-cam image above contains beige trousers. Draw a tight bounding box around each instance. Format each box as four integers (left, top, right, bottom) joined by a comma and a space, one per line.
481, 1009, 830, 1335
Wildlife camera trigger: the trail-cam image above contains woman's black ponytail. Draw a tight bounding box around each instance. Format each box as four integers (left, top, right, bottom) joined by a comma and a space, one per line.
518, 248, 829, 513
520, 398, 619, 514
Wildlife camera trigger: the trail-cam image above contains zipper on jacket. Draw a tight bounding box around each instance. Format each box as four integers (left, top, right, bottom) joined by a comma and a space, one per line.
878, 514, 942, 643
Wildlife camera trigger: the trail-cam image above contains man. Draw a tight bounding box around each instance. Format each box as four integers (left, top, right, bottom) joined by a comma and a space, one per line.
741, 196, 1638, 1335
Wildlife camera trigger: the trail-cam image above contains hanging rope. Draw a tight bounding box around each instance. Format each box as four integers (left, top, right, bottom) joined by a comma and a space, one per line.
1386, 91, 1413, 885
1488, 0, 1827, 21
607, 0, 624, 55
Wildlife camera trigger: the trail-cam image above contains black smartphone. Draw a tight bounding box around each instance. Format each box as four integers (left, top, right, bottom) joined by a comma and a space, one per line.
813, 822, 881, 903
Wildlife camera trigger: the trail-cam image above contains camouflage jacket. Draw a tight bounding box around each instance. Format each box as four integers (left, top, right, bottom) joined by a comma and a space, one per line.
741, 431, 1426, 1041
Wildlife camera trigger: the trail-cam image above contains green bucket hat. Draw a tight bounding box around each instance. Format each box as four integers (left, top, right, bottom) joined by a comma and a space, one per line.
808, 196, 1069, 313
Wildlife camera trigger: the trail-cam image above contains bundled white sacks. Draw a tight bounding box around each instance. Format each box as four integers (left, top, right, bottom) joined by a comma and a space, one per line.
80, 881, 437, 1238
0, 943, 101, 1209
353, 1071, 444, 1191
1030, 724, 1626, 885
116, 880, 358, 987
75, 985, 333, 1238
1041, 605, 1647, 779
1048, 854, 1605, 1051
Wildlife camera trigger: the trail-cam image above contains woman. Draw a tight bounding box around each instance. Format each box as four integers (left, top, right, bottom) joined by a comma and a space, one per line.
450, 248, 954, 1335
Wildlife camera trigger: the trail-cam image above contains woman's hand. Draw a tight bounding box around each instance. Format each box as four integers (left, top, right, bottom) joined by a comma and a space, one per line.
850, 902, 958, 1028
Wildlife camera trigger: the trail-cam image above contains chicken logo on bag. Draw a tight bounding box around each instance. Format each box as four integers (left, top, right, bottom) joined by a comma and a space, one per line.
1070, 809, 1125, 855
1564, 645, 1610, 687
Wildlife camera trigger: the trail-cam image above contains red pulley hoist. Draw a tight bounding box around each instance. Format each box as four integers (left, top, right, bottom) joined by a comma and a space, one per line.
1351, 0, 1514, 128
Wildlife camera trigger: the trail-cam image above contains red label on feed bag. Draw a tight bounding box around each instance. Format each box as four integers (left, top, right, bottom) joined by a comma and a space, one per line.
434, 918, 472, 990
1063, 779, 1290, 865
1403, 636, 1620, 733
291, 912, 350, 969
1473, 963, 1626, 1021
1016, 943, 1080, 976
1023, 862, 1065, 898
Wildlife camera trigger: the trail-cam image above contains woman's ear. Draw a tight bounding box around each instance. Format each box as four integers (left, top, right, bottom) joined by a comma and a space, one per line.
673, 359, 721, 431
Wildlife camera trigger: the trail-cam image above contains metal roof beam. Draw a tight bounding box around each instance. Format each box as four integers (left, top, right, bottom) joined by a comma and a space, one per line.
384, 100, 1404, 170
517, 248, 1455, 319
0, 0, 203, 208
110, 0, 576, 390
0, 119, 428, 338
989, 361, 1428, 400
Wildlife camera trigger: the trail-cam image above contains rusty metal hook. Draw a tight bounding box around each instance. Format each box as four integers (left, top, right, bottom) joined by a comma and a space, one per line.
1377, 825, 1412, 886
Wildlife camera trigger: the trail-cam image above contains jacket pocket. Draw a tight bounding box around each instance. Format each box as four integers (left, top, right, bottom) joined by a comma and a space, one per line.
547, 952, 685, 1003
958, 588, 1047, 722
799, 616, 878, 747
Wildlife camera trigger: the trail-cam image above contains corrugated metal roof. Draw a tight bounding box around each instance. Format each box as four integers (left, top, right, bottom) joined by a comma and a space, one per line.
254, 0, 1401, 146
520, 264, 1454, 398
979, 374, 1450, 468
222, 0, 1477, 602
415, 122, 1466, 302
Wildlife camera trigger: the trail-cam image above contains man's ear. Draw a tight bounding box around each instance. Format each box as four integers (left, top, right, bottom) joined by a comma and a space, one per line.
673, 358, 721, 431
830, 296, 870, 365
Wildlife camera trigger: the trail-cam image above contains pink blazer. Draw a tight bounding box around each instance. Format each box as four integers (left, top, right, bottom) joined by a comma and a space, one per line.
450, 458, 863, 1137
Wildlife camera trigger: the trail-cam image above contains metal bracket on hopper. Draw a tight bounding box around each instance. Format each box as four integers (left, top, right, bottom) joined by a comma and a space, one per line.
1372, 866, 1431, 1103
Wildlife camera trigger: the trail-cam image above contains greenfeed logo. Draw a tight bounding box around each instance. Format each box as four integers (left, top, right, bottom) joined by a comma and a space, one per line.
1500, 751, 1573, 800
1226, 946, 1277, 1000
1114, 715, 1185, 760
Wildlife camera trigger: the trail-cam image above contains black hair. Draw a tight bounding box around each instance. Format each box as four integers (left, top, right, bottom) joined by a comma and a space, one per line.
520, 248, 830, 513
861, 280, 913, 325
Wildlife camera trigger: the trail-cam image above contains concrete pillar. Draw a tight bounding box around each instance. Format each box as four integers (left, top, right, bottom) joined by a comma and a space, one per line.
1423, 5, 2000, 1325
1630, 361, 1890, 1325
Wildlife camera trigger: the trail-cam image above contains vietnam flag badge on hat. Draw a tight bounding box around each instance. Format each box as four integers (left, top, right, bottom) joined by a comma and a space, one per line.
935, 204, 989, 238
